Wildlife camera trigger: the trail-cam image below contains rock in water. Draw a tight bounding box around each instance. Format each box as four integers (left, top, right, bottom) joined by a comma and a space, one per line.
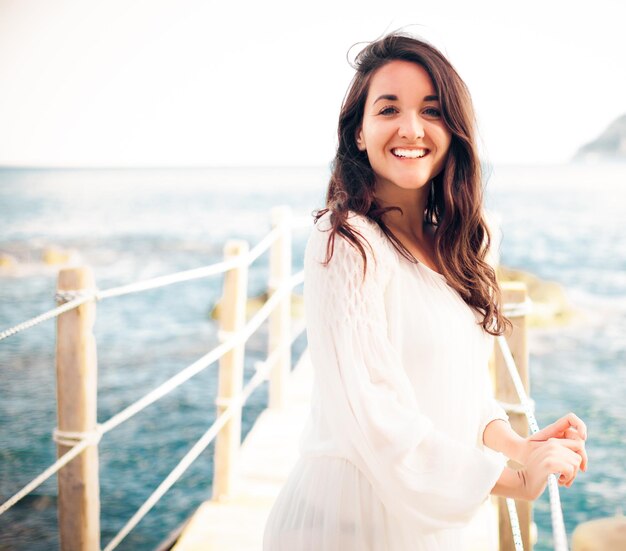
572, 515, 626, 550
210, 292, 304, 321
42, 246, 79, 265
0, 252, 18, 270
497, 266, 579, 327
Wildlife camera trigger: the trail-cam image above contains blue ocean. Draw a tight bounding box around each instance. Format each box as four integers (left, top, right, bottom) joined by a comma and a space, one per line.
1, 164, 625, 550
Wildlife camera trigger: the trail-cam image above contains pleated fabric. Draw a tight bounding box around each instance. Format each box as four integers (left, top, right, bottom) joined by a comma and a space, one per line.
263, 211, 509, 550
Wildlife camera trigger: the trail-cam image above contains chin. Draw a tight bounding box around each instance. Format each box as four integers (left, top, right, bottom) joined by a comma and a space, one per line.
394, 178, 433, 190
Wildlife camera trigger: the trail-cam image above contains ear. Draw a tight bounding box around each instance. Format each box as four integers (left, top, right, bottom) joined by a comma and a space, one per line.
355, 127, 366, 151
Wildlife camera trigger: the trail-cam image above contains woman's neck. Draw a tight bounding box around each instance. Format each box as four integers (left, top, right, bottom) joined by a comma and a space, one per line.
374, 182, 431, 241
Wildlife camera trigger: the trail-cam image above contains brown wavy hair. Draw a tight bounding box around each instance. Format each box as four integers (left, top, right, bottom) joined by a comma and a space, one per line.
315, 32, 511, 336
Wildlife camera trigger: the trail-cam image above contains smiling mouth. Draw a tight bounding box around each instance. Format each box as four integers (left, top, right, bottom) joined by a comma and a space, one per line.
391, 147, 429, 159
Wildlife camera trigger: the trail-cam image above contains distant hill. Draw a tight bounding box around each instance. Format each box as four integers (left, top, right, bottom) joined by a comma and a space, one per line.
574, 114, 626, 161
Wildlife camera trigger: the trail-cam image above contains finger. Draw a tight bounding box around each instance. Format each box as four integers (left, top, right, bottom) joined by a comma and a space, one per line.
543, 453, 578, 479
565, 448, 582, 482
564, 428, 589, 470
558, 462, 579, 487
563, 473, 578, 488
532, 413, 588, 443
547, 437, 585, 454
556, 413, 587, 440
556, 468, 575, 487
530, 425, 563, 442
564, 427, 582, 440
547, 446, 581, 483
536, 413, 586, 442
559, 470, 577, 487
532, 418, 577, 441
562, 443, 584, 468
568, 444, 588, 473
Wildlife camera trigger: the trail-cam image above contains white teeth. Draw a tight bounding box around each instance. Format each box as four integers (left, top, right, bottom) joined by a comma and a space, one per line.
392, 148, 428, 159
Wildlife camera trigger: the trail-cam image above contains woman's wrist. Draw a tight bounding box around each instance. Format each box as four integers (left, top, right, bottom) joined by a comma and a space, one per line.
483, 419, 527, 463
491, 466, 528, 500
506, 434, 528, 465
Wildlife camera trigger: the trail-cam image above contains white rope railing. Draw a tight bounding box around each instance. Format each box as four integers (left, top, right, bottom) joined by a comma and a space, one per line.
506, 496, 525, 551
497, 334, 569, 551
99, 269, 303, 436
0, 216, 314, 343
0, 257, 248, 342
0, 269, 304, 517
103, 317, 307, 551
0, 291, 96, 341
0, 428, 102, 516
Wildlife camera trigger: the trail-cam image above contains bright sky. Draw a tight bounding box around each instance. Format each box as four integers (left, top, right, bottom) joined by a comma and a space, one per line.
0, 0, 624, 167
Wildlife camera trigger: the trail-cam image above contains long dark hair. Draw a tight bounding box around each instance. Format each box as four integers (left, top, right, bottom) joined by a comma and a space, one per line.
316, 32, 511, 336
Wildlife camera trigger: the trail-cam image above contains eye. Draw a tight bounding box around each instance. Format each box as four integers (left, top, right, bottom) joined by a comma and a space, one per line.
423, 107, 442, 118
378, 106, 398, 116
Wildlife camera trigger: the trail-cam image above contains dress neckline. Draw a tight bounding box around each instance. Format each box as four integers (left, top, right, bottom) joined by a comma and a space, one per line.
349, 212, 447, 281
379, 232, 447, 281
415, 259, 447, 280
369, 217, 446, 280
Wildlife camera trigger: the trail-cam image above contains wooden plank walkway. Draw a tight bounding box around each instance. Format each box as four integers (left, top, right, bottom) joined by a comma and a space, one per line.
171, 350, 314, 551
171, 348, 500, 550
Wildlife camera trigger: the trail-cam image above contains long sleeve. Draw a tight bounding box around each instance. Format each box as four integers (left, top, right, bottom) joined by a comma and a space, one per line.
304, 213, 506, 533
476, 356, 510, 451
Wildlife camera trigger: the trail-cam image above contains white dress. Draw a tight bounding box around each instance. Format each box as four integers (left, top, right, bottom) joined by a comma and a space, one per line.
263, 211, 509, 550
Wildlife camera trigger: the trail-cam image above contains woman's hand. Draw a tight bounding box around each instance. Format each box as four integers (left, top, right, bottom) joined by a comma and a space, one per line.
520, 437, 584, 500
517, 412, 588, 481
484, 412, 589, 494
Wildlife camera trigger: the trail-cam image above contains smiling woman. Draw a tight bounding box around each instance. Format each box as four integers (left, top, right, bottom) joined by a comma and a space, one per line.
262, 32, 588, 551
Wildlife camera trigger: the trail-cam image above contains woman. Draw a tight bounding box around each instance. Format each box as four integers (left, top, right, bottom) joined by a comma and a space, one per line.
263, 32, 587, 550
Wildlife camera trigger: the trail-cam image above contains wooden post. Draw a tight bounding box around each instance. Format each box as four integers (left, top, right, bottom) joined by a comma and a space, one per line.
213, 240, 248, 501
494, 282, 532, 551
268, 206, 292, 411
55, 267, 100, 551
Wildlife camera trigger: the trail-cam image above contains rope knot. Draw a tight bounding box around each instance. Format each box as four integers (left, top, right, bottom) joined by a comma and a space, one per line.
54, 289, 98, 305
53, 426, 103, 447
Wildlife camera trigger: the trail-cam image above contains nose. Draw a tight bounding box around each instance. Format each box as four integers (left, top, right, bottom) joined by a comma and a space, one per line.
398, 113, 425, 141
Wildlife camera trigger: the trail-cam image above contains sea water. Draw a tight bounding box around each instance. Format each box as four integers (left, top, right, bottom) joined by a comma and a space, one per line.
0, 164, 624, 550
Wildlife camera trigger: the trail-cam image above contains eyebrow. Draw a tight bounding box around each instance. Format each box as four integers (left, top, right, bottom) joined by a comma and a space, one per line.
373, 94, 440, 103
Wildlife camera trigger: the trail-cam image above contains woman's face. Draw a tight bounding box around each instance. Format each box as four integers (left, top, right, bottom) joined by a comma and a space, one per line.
356, 60, 452, 194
